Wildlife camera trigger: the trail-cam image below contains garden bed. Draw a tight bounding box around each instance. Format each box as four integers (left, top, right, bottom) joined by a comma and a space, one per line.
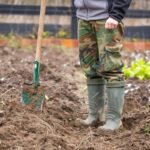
0, 45, 149, 150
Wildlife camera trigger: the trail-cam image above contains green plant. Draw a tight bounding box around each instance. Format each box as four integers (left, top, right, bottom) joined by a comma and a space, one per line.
0, 34, 7, 39
123, 59, 150, 80
56, 30, 69, 38
28, 31, 53, 39
143, 123, 150, 134
28, 33, 37, 39
42, 31, 52, 38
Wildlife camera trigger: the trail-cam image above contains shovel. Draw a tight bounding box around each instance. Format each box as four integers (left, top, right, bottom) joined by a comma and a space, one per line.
21, 0, 47, 110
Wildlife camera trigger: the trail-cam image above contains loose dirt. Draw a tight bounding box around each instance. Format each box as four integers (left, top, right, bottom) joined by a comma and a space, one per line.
0, 45, 149, 150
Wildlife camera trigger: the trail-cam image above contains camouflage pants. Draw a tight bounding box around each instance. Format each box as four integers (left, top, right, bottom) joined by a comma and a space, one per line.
78, 19, 125, 82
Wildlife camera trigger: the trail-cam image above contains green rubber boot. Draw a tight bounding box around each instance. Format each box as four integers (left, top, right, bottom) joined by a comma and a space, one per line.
99, 81, 125, 131
78, 78, 106, 126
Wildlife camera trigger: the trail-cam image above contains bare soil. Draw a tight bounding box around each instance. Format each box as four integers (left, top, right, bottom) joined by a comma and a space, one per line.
0, 46, 149, 150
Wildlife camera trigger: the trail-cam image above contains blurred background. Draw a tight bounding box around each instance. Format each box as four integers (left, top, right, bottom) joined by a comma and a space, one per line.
0, 0, 149, 40
0, 0, 73, 38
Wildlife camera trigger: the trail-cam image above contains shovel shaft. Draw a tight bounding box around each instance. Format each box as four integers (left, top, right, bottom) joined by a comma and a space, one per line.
34, 0, 46, 86
36, 0, 46, 62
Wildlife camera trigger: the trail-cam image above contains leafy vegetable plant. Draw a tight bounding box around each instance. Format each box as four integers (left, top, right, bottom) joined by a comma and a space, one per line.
123, 59, 150, 80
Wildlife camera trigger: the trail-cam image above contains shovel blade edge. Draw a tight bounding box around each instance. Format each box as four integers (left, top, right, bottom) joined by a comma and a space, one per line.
21, 84, 45, 110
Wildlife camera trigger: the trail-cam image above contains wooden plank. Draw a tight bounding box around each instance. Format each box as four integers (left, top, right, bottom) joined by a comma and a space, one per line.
0, 5, 72, 15
0, 23, 70, 36
130, 0, 150, 10
0, 14, 71, 25
0, 5, 150, 18
124, 18, 150, 26
126, 10, 150, 18
123, 41, 150, 51
0, 0, 71, 6
125, 26, 150, 39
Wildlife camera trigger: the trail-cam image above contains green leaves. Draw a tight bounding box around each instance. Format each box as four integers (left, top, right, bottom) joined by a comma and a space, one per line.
123, 59, 150, 80
143, 123, 150, 134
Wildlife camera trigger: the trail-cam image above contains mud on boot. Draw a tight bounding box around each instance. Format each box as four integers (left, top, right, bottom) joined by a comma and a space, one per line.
77, 78, 106, 126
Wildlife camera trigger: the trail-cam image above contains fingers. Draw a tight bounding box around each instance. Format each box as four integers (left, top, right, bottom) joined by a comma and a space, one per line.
105, 18, 118, 29
105, 23, 117, 29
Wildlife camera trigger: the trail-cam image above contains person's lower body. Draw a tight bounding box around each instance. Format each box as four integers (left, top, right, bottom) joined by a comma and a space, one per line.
77, 19, 125, 131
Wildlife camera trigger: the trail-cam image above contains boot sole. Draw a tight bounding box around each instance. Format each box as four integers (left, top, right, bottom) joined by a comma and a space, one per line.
75, 118, 99, 127
98, 121, 123, 135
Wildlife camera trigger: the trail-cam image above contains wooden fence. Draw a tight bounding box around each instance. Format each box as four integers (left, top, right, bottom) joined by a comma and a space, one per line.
0, 0, 73, 37
0, 0, 149, 39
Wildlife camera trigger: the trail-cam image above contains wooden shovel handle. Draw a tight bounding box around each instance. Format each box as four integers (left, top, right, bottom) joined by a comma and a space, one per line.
36, 0, 46, 62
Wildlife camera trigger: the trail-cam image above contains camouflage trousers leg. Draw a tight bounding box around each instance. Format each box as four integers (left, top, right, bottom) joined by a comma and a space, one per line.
78, 19, 125, 82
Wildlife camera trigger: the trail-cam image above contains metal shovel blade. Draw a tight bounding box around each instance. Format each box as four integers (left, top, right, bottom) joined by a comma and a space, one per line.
21, 61, 45, 110
21, 83, 45, 110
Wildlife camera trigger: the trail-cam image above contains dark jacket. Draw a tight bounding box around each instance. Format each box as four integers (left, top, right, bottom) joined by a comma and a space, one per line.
74, 0, 132, 22
109, 0, 132, 21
